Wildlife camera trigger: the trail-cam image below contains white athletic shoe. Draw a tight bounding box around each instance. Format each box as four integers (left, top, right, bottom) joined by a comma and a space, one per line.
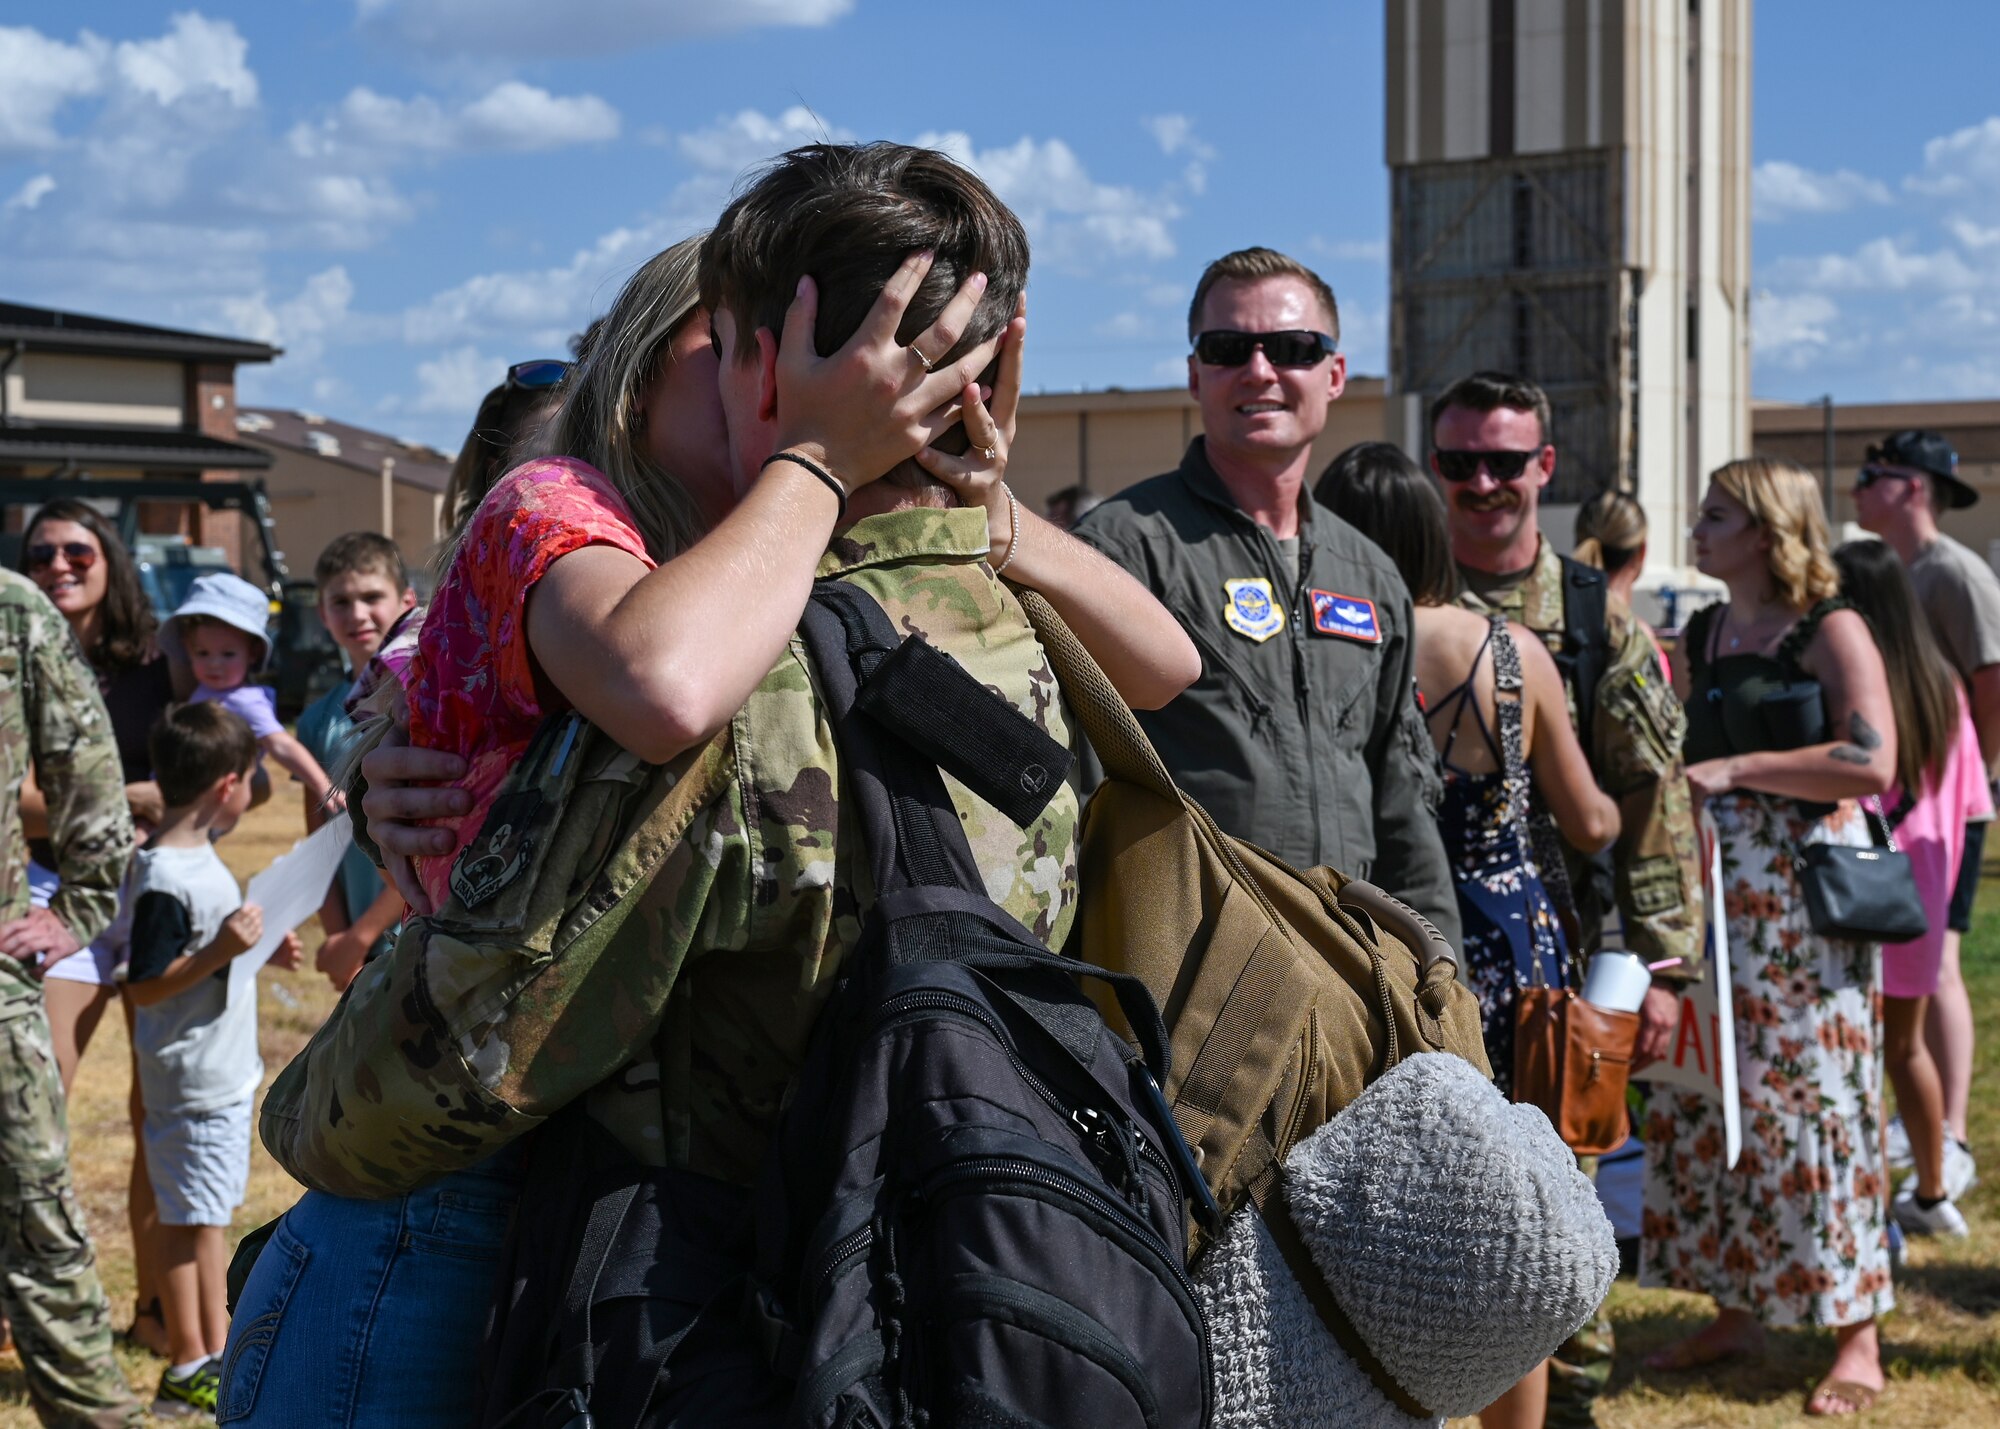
1943, 1137, 1980, 1201
1886, 1115, 1914, 1171
1892, 1182, 1971, 1239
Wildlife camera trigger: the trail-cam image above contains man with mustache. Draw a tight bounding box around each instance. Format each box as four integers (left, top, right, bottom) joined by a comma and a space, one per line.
1431, 369, 1701, 1428
1074, 247, 1459, 947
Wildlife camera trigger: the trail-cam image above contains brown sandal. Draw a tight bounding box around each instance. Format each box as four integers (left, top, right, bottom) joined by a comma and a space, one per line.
1805, 1378, 1881, 1416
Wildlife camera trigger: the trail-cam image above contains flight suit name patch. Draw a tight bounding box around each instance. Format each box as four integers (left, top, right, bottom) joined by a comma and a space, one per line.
1222, 578, 1285, 642
1309, 589, 1382, 644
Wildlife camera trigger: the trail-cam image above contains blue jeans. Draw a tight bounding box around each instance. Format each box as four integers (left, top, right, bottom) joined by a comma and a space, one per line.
218, 1151, 524, 1427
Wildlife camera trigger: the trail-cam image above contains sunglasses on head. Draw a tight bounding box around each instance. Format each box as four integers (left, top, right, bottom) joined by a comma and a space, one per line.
1192, 329, 1337, 369
505, 359, 570, 391
26, 541, 98, 572
1432, 449, 1544, 483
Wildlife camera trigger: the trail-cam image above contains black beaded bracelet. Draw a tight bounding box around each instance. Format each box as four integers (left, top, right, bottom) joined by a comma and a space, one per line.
762, 451, 847, 518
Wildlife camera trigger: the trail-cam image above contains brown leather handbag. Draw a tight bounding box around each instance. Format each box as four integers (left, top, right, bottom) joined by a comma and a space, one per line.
1513, 985, 1640, 1157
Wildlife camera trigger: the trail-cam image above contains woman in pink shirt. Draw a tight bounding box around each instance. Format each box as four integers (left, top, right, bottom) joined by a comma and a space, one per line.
1835, 540, 1989, 1239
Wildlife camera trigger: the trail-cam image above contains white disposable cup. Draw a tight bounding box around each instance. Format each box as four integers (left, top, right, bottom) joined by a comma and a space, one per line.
1581, 951, 1652, 1014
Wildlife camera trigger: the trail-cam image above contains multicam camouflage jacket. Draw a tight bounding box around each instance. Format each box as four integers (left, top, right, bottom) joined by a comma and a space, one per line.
262, 506, 1082, 1197
1459, 539, 1702, 981
0, 570, 132, 1019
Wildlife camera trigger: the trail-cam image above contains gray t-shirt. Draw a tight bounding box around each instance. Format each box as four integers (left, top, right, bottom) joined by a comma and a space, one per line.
1909, 534, 2000, 680
118, 844, 263, 1115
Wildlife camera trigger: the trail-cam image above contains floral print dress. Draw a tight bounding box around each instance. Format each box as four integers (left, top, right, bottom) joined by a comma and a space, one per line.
1642, 608, 1893, 1328
1430, 617, 1569, 1094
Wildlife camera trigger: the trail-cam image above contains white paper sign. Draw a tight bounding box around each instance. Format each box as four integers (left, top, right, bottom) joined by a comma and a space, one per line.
229, 812, 353, 1001
1635, 814, 1741, 1168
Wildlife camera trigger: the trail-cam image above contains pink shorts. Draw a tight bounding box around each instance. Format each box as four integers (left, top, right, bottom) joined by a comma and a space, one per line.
1881, 937, 1942, 1000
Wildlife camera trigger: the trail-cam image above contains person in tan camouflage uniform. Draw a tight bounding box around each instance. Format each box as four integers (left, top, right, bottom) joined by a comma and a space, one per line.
0, 569, 142, 1428
230, 145, 1197, 1425
1428, 373, 1701, 1429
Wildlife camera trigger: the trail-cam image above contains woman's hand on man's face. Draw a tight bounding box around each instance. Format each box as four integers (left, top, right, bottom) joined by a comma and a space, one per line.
359, 732, 470, 917
770, 250, 1008, 495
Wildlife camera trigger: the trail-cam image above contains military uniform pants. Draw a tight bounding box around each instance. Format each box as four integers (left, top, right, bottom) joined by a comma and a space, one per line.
1544, 1151, 1612, 1428
0, 1005, 139, 1428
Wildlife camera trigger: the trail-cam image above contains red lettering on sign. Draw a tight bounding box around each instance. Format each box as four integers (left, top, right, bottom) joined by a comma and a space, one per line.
1674, 995, 1706, 1077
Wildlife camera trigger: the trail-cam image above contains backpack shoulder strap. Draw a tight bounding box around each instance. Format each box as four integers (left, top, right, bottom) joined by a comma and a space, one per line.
1558, 555, 1610, 737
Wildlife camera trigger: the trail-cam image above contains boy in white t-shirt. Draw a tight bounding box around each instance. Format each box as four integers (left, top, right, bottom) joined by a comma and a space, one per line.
121, 702, 301, 1417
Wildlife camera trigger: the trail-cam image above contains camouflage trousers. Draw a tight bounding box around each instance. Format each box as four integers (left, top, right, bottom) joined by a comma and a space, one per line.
0, 1004, 140, 1428
1545, 1151, 1612, 1428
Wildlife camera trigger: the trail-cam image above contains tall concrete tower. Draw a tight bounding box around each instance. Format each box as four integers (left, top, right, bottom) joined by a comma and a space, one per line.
1385, 0, 1751, 576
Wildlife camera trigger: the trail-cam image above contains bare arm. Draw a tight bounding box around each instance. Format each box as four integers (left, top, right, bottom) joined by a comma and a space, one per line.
260, 730, 334, 809
1519, 628, 1620, 852
126, 904, 261, 1007
527, 258, 1006, 764
1967, 663, 2000, 775
916, 303, 1199, 709
1687, 609, 1896, 802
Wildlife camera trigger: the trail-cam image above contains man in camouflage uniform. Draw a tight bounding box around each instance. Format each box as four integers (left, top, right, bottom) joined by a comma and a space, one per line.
1430, 372, 1700, 1427
0, 569, 141, 1429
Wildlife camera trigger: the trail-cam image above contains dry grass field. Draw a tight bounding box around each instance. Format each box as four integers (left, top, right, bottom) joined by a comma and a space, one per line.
0, 765, 1995, 1423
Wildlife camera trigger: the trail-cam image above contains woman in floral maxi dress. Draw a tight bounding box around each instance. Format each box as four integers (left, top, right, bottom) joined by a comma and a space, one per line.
1642, 457, 1897, 1418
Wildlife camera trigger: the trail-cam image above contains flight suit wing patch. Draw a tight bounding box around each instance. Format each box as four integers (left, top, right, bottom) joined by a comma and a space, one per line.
1309, 589, 1382, 644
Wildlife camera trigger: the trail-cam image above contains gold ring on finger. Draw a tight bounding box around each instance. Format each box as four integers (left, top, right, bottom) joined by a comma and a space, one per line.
909, 345, 935, 372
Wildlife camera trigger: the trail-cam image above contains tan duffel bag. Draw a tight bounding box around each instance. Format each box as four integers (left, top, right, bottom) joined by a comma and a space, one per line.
1020, 590, 1491, 1252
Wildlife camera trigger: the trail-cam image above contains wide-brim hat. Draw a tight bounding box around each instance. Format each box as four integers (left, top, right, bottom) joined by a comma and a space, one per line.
1868, 429, 1976, 510
163, 571, 274, 670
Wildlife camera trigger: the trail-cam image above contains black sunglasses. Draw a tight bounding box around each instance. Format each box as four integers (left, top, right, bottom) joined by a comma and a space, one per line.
506, 359, 570, 391
26, 541, 98, 572
1192, 329, 1337, 369
1854, 464, 1921, 492
1433, 449, 1543, 483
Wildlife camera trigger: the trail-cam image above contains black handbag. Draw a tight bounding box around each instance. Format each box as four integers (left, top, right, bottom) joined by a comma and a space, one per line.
1794, 800, 1929, 943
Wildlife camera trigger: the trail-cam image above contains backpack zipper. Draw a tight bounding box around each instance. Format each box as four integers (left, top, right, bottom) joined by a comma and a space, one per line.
915, 1153, 1210, 1377
875, 989, 1175, 1210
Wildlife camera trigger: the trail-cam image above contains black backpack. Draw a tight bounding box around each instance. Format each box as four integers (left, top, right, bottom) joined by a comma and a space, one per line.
476, 580, 1213, 1429
744, 580, 1213, 1428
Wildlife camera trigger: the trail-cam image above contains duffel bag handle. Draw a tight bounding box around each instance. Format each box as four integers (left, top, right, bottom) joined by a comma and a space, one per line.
1015, 588, 1179, 802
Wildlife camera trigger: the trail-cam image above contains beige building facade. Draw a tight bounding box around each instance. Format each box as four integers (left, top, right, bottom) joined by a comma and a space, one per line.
236, 409, 451, 579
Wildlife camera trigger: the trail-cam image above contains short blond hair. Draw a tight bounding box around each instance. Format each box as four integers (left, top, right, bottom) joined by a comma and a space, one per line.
1711, 456, 1840, 610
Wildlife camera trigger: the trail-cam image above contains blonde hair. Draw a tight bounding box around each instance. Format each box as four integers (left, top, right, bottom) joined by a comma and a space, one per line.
1711, 456, 1840, 610
1573, 489, 1647, 575
534, 236, 709, 561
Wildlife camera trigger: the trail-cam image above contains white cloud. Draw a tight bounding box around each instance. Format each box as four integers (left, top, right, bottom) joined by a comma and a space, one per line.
220, 266, 357, 362
0, 24, 107, 151
676, 105, 849, 175
1751, 290, 1839, 365
291, 81, 618, 160
1143, 113, 1217, 194
919, 130, 1180, 265
1308, 235, 1388, 263
3, 173, 56, 211
1751, 160, 1891, 222
401, 223, 669, 346
111, 12, 256, 109
355, 0, 851, 57
1908, 116, 2000, 199
1778, 237, 1981, 294
1948, 216, 2000, 250
409, 344, 503, 415
1096, 311, 1151, 340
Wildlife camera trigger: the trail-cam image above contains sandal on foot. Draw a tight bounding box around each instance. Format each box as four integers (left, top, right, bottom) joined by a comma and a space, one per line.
1805, 1378, 1880, 1416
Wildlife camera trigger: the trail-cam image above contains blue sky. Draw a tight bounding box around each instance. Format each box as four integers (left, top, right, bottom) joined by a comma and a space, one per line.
2, 2, 1998, 450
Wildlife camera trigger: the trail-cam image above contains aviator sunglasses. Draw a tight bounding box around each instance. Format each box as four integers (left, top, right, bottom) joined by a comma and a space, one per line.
26, 541, 99, 572
1192, 329, 1337, 369
505, 359, 570, 391
1432, 449, 1545, 483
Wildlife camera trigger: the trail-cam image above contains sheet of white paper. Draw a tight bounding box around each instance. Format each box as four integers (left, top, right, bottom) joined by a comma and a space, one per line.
1634, 813, 1741, 1169
229, 812, 353, 1001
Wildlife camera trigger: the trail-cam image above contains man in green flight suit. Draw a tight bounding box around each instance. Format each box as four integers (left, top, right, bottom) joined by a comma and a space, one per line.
0, 569, 142, 1428
1430, 370, 1702, 1427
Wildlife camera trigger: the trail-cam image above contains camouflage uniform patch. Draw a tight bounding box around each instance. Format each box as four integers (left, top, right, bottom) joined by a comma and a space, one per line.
0, 570, 141, 1428
266, 507, 1080, 1196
